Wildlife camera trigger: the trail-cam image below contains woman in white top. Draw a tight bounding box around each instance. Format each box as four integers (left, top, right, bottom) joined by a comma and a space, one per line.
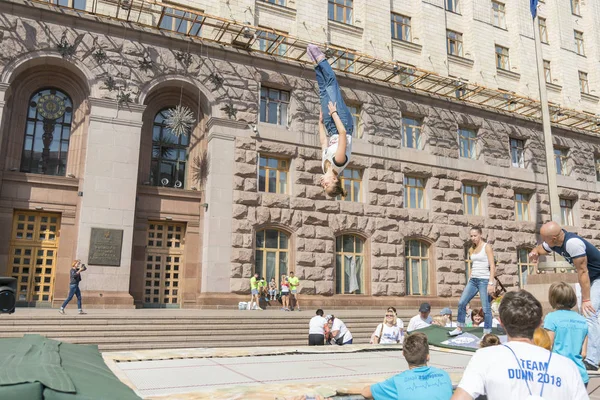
371, 306, 404, 344
306, 44, 354, 198
449, 227, 496, 336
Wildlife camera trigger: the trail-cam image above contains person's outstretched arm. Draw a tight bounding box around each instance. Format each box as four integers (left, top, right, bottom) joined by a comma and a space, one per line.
327, 102, 347, 165
319, 110, 328, 150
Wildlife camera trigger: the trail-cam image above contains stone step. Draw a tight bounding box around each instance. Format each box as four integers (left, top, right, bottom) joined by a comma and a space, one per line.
98, 339, 356, 351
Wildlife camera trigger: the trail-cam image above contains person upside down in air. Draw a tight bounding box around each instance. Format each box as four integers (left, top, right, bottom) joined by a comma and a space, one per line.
306, 44, 354, 198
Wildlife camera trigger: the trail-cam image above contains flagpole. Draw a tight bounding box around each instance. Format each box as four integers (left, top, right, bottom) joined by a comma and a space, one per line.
532, 9, 561, 224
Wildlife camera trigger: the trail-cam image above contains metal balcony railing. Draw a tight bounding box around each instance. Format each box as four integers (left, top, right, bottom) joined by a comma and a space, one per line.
31, 0, 600, 135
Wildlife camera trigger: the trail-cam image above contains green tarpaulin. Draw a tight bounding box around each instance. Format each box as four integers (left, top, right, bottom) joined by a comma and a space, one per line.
0, 335, 140, 400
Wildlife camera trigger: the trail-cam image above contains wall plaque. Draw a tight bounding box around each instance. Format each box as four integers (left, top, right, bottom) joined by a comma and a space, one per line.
88, 228, 123, 266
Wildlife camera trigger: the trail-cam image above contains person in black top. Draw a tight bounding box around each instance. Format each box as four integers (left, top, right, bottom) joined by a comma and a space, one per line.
59, 260, 86, 315
529, 221, 600, 370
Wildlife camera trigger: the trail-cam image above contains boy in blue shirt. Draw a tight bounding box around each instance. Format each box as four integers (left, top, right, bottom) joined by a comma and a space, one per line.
544, 281, 589, 386
359, 332, 453, 400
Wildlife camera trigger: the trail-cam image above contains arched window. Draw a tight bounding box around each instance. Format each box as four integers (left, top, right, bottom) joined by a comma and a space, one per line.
20, 89, 73, 176
150, 108, 190, 189
255, 229, 289, 285
405, 240, 430, 295
335, 234, 365, 294
517, 247, 536, 287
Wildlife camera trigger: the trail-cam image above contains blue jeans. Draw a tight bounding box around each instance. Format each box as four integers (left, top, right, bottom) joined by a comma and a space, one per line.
61, 284, 82, 309
584, 279, 600, 367
457, 278, 492, 330
315, 59, 354, 137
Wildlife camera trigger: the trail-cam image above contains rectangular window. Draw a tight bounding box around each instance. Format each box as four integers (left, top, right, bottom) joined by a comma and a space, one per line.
257, 31, 288, 56
543, 60, 552, 84
54, 0, 86, 10
402, 117, 423, 149
258, 156, 289, 194
515, 192, 530, 221
491, 1, 506, 29
347, 104, 363, 138
463, 184, 481, 216
328, 0, 353, 25
458, 128, 477, 159
338, 168, 362, 202
554, 148, 568, 175
560, 198, 574, 226
495, 45, 510, 70
518, 248, 536, 287
447, 30, 463, 57
579, 71, 589, 94
571, 0, 581, 15
539, 18, 548, 44
159, 7, 203, 36
404, 176, 426, 209
260, 87, 289, 126
574, 31, 585, 56
510, 138, 525, 168
332, 51, 355, 73
391, 13, 411, 41
596, 157, 600, 182
405, 240, 430, 295
263, 0, 286, 5
445, 0, 460, 13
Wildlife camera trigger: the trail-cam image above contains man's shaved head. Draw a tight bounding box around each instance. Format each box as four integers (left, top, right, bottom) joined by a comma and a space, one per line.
540, 221, 564, 247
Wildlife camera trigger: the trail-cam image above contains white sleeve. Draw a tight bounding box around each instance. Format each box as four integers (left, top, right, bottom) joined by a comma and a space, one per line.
407, 317, 415, 332
565, 238, 587, 258
397, 318, 404, 329
373, 324, 383, 338
458, 351, 487, 398
542, 242, 552, 253
570, 363, 589, 400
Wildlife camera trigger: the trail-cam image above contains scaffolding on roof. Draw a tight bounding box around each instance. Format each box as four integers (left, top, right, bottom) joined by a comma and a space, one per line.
34, 0, 600, 136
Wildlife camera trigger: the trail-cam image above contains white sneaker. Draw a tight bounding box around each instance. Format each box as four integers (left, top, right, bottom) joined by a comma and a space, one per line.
448, 328, 463, 336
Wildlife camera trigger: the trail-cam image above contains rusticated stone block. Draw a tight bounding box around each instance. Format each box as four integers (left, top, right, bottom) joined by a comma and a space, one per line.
386, 208, 408, 220
304, 160, 323, 173
291, 197, 315, 211
234, 149, 246, 162
306, 185, 327, 200
299, 280, 316, 295
315, 226, 334, 239
297, 225, 315, 238
232, 204, 247, 219
230, 278, 250, 294
385, 160, 402, 172
236, 137, 255, 150
262, 193, 290, 208
315, 253, 334, 268
365, 205, 386, 216
256, 141, 297, 156
302, 211, 329, 226
234, 162, 256, 177
296, 251, 315, 266
376, 219, 399, 231
244, 178, 257, 192
256, 207, 271, 225
233, 176, 245, 190
315, 281, 334, 295
304, 267, 325, 280
232, 219, 252, 233
296, 171, 316, 184
372, 230, 388, 243
340, 202, 364, 215
372, 283, 388, 296
372, 256, 388, 269
231, 248, 253, 263
387, 283, 405, 296
234, 191, 260, 206
377, 194, 398, 207
445, 191, 462, 203
230, 263, 243, 278
377, 169, 395, 183
373, 243, 397, 256
370, 181, 387, 194
315, 200, 339, 213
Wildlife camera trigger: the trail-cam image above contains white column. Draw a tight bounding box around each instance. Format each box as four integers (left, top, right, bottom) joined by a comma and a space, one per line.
77, 98, 145, 298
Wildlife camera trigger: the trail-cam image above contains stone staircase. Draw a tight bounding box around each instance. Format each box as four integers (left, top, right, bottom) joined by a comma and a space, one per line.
0, 309, 422, 352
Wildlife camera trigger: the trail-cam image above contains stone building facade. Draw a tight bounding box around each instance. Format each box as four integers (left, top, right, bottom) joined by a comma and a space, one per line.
0, 0, 599, 309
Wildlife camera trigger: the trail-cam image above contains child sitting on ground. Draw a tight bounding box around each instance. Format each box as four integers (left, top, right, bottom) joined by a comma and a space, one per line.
357, 332, 453, 399
268, 278, 277, 301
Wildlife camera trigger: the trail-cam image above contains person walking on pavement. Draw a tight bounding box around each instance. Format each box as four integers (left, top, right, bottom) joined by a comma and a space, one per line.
529, 221, 600, 371
59, 260, 86, 315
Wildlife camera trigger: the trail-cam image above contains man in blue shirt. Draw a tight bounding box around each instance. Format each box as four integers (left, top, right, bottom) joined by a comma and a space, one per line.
529, 220, 600, 370
358, 332, 453, 400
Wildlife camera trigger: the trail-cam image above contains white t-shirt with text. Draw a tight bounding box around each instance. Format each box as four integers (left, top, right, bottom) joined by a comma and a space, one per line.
309, 315, 327, 335
407, 314, 432, 332
372, 323, 402, 344
458, 341, 587, 400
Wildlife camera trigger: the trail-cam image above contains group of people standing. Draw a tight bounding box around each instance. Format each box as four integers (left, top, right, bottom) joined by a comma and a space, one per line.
248, 272, 300, 311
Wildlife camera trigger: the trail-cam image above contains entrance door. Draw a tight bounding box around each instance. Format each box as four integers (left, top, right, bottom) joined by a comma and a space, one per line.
143, 222, 185, 307
9, 211, 60, 306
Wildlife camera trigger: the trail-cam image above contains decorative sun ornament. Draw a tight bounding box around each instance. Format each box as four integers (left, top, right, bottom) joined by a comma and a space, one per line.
165, 105, 196, 136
